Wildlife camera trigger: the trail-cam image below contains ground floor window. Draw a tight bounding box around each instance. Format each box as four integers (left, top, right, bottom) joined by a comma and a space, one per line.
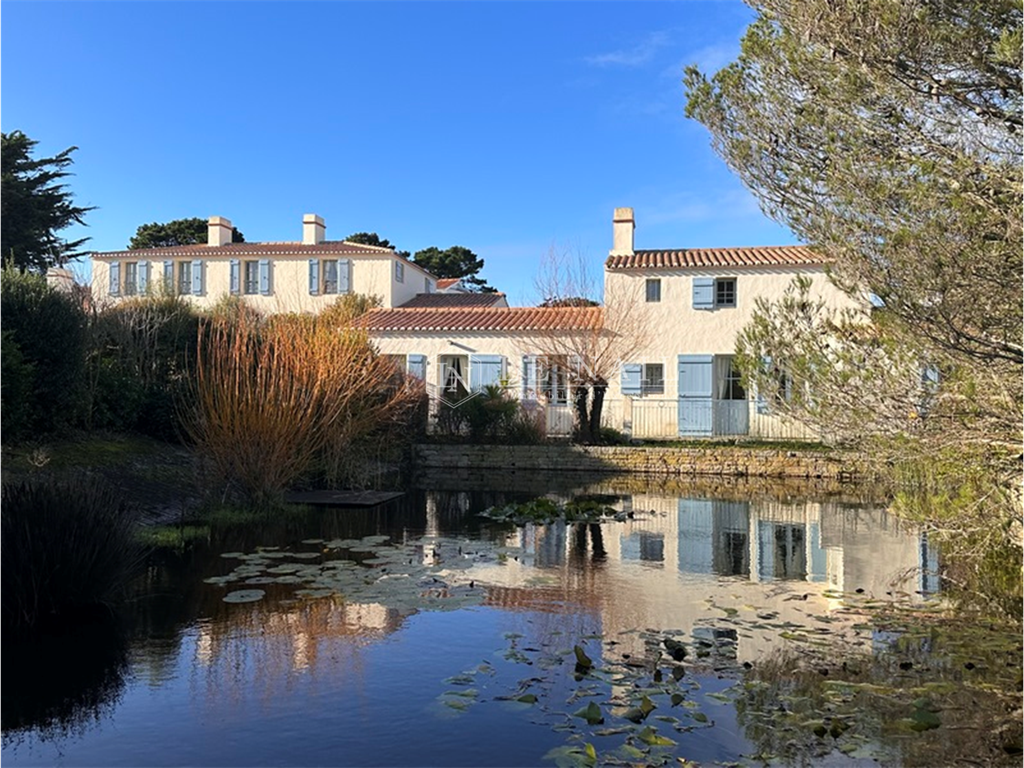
716, 356, 746, 400
244, 261, 260, 294
641, 363, 664, 395
539, 356, 570, 404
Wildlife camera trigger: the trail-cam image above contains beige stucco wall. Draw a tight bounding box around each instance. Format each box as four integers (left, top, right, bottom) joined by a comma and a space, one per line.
371, 331, 546, 396
92, 253, 436, 313
604, 264, 861, 361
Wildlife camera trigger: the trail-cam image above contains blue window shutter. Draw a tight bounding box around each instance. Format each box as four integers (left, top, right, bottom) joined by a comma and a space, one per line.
229, 259, 240, 295
338, 259, 351, 294
693, 278, 714, 310
522, 355, 538, 401
138, 261, 149, 293
470, 354, 504, 391
620, 362, 642, 396
308, 259, 320, 295
259, 259, 271, 295
756, 355, 771, 415
407, 354, 427, 380
109, 262, 121, 296
192, 260, 204, 295
163, 261, 174, 293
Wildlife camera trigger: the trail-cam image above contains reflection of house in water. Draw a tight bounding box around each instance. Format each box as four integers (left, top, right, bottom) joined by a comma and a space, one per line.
607, 495, 930, 594
467, 490, 935, 664
194, 596, 406, 685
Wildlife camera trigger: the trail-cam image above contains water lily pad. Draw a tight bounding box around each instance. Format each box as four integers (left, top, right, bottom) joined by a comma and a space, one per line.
223, 589, 265, 604
219, 552, 246, 559
203, 575, 234, 585
573, 645, 594, 670
573, 701, 604, 725
638, 726, 676, 746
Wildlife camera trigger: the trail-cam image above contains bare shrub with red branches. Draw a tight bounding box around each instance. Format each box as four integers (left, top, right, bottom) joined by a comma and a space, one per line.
183, 307, 423, 507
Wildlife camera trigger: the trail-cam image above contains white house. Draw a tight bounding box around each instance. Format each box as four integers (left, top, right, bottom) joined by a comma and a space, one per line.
92, 207, 861, 440
91, 214, 440, 312
366, 207, 862, 439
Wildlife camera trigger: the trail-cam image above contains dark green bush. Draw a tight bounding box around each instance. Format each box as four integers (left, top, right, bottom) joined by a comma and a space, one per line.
1, 476, 145, 634
87, 296, 199, 440
1, 330, 35, 442
0, 266, 88, 437
434, 384, 545, 445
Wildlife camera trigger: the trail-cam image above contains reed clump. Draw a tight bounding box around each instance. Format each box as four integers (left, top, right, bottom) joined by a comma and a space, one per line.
1, 476, 144, 634
183, 308, 424, 506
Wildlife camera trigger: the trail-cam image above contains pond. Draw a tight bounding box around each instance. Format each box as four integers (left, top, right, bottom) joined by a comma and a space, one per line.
3, 473, 1020, 767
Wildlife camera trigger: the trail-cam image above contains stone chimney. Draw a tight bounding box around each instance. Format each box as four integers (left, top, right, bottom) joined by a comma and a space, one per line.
208, 216, 233, 247
611, 207, 634, 255
303, 214, 326, 245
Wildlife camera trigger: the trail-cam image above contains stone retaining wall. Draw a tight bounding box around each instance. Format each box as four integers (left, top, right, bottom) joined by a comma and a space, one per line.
414, 443, 870, 481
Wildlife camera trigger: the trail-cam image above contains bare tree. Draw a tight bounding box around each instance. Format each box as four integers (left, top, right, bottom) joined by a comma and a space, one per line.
531, 246, 651, 443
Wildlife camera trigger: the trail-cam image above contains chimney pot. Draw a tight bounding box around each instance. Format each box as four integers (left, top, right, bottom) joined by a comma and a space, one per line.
208, 216, 233, 247
303, 214, 326, 245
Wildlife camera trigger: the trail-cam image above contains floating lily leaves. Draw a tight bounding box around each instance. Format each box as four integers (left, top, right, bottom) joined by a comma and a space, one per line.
637, 726, 676, 747
481, 498, 619, 526
207, 535, 508, 615
573, 701, 604, 725
542, 744, 598, 768
222, 589, 265, 604
573, 645, 594, 671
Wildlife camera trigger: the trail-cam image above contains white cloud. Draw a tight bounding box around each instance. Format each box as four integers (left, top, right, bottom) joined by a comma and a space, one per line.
662, 41, 740, 80
585, 31, 672, 68
643, 188, 763, 226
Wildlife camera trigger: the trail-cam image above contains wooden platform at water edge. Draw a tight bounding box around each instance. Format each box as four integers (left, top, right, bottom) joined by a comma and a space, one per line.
284, 490, 405, 507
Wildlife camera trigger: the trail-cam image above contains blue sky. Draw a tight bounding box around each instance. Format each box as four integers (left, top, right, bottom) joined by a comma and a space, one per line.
3, 1, 795, 305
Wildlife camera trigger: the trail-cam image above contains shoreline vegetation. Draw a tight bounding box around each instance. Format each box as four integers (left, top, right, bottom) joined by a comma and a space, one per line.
0, 274, 1019, 755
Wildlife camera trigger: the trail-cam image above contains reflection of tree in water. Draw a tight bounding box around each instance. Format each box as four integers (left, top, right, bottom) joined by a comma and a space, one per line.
734, 618, 1023, 766
1, 619, 129, 744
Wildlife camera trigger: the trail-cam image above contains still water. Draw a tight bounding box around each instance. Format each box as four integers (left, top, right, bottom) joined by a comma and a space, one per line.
1, 474, 1009, 767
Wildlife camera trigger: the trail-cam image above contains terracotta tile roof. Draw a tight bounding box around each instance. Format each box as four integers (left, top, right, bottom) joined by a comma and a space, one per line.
363, 306, 601, 332
92, 240, 398, 259
605, 245, 828, 270
399, 292, 506, 309
436, 278, 461, 289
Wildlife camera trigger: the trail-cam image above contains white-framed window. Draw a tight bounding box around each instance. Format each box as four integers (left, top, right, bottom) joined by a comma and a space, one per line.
715, 278, 736, 308
716, 356, 746, 400
395, 260, 405, 283
323, 260, 339, 294
694, 277, 737, 310
163, 261, 174, 294
178, 262, 193, 295
645, 278, 661, 303
538, 356, 570, 404
243, 261, 260, 295
124, 262, 139, 295
641, 363, 664, 395
425, 277, 433, 293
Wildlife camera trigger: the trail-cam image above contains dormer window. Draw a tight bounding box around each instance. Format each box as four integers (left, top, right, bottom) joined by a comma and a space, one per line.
395, 261, 405, 283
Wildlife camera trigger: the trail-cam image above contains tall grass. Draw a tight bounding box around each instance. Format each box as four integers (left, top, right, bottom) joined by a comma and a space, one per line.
183, 308, 424, 506
1, 476, 144, 634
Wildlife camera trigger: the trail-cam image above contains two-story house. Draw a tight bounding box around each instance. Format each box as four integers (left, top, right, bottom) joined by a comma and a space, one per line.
367, 207, 862, 439
91, 214, 439, 312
